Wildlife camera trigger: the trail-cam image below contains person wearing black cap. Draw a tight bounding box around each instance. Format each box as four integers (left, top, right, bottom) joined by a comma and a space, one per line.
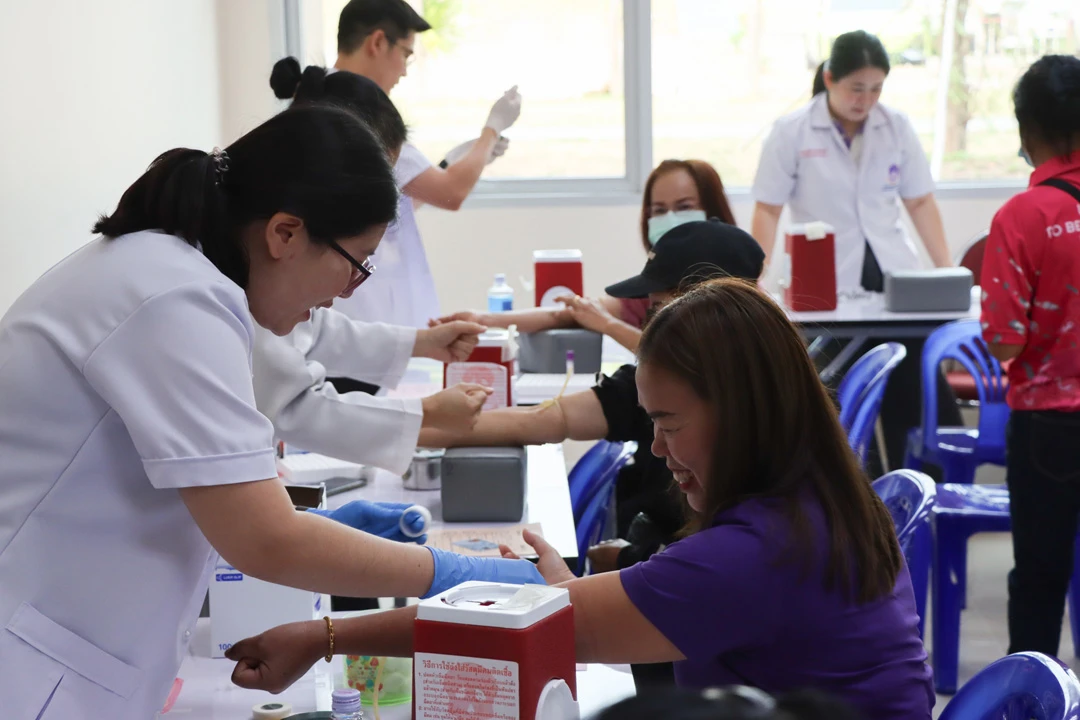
421, 220, 764, 688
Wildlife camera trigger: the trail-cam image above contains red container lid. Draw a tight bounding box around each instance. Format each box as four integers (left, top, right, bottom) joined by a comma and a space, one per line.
417, 582, 569, 629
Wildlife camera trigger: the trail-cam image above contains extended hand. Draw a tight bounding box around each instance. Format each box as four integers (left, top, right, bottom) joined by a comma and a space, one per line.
500, 529, 575, 584
226, 620, 325, 694
421, 384, 492, 431
554, 294, 615, 334
414, 320, 486, 362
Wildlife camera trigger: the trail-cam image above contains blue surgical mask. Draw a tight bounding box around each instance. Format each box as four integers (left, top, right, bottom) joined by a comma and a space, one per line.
647, 210, 707, 246
1018, 146, 1034, 168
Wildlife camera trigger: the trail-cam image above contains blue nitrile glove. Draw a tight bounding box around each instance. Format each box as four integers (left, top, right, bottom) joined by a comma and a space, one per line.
421, 546, 546, 599
308, 501, 428, 544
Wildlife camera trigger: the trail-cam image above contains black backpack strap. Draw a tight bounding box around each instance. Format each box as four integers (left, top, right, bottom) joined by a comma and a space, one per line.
1038, 178, 1080, 204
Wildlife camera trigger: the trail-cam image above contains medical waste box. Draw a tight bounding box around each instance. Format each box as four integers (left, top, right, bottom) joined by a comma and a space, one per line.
414, 582, 579, 720
533, 250, 583, 308
443, 329, 517, 409
783, 222, 837, 312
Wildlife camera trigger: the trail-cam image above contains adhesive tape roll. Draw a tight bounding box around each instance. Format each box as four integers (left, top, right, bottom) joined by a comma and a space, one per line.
252, 701, 293, 720
400, 504, 432, 538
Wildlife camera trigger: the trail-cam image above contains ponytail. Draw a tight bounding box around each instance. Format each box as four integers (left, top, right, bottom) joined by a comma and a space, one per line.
811, 62, 827, 98
92, 104, 398, 288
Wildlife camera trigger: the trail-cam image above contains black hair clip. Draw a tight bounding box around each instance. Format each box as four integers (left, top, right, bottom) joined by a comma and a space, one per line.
210, 147, 231, 185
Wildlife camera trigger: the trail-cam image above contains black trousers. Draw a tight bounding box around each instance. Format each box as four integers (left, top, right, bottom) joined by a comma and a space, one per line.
1006, 410, 1080, 657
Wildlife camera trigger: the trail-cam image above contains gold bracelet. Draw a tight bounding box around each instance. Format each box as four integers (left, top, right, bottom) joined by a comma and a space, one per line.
324, 616, 335, 663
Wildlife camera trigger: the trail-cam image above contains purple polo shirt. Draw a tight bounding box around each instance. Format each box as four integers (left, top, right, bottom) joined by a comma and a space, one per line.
620, 494, 933, 720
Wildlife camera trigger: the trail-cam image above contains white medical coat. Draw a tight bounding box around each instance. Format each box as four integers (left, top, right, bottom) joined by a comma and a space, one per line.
335, 143, 440, 328
252, 308, 423, 476
0, 231, 278, 719
752, 94, 936, 290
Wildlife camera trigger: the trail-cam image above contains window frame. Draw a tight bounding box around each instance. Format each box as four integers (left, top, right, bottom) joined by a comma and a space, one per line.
284, 0, 1028, 208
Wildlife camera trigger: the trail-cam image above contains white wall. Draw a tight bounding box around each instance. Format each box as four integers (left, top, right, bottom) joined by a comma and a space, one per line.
416, 194, 1013, 314
0, 1, 225, 313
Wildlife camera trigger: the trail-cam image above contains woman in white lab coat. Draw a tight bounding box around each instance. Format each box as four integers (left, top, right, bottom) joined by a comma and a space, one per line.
750, 30, 960, 476
0, 104, 542, 720
260, 60, 492, 476
751, 30, 951, 291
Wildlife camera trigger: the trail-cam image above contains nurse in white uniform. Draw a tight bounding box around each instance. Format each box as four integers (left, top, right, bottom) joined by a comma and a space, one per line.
751, 29, 951, 292
750, 30, 958, 475
0, 104, 542, 720
264, 60, 494, 474
331, 0, 522, 329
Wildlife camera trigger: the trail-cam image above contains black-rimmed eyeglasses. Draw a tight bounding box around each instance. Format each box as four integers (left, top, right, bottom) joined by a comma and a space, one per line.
329, 241, 375, 296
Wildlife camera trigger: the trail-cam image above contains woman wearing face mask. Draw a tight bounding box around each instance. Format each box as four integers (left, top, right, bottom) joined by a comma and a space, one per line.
225, 279, 933, 720
0, 105, 543, 719
431, 159, 736, 353
752, 30, 958, 476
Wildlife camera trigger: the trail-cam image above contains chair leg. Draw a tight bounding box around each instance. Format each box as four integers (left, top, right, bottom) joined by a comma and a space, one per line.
942, 456, 977, 485
933, 520, 968, 694
1071, 534, 1080, 656
911, 523, 931, 639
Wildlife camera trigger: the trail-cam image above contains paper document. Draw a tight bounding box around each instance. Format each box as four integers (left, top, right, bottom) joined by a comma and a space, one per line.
425, 523, 544, 558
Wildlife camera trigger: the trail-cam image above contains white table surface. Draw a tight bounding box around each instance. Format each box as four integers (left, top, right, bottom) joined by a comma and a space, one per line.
329, 444, 579, 562
173, 617, 635, 719
785, 287, 981, 327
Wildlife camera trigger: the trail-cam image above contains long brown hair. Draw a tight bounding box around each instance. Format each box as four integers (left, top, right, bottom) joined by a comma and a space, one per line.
640, 160, 736, 254
637, 278, 903, 603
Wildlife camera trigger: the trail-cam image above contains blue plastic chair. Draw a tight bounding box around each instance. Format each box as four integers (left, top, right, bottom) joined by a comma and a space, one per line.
844, 343, 907, 463
904, 319, 1009, 484
931, 483, 1012, 693
569, 441, 626, 522
837, 342, 906, 431
873, 470, 936, 638
931, 483, 1080, 694
938, 652, 1080, 720
575, 443, 636, 576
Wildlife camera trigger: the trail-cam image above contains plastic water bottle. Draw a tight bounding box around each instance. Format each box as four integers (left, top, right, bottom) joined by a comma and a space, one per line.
487, 273, 514, 312
331, 688, 364, 719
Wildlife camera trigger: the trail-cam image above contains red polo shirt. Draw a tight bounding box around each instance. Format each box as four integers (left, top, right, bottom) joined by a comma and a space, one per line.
981, 153, 1080, 411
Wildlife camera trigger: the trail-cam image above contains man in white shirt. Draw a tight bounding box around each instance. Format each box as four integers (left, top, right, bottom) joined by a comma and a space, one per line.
330, 0, 521, 329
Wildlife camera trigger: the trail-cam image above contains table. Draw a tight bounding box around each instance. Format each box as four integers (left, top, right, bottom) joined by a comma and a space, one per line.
329, 444, 579, 563
514, 335, 637, 406
787, 288, 981, 383
173, 617, 636, 719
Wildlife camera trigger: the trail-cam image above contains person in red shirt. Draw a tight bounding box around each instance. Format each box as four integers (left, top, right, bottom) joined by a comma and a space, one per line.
980, 53, 1080, 658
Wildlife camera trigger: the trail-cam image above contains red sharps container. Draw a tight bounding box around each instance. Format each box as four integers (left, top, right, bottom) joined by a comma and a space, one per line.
533, 250, 583, 308
443, 330, 517, 409
782, 222, 837, 311
413, 582, 578, 720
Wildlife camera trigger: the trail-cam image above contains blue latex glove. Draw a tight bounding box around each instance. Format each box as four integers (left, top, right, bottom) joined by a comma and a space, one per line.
422, 546, 546, 599
308, 501, 428, 544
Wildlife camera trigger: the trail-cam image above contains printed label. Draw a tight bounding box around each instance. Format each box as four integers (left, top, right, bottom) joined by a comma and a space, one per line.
446, 362, 508, 409
415, 652, 519, 720
215, 573, 242, 582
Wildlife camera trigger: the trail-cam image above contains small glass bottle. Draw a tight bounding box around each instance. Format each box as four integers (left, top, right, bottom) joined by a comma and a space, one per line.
331, 687, 364, 719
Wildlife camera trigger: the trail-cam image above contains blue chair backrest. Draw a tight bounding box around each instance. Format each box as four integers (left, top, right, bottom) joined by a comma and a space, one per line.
872, 469, 936, 555
921, 319, 1009, 443
575, 443, 636, 575
845, 343, 907, 462
837, 343, 905, 431
939, 652, 1080, 720
569, 441, 626, 521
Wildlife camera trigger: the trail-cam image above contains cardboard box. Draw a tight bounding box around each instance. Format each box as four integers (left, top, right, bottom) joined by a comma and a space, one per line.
208, 485, 330, 657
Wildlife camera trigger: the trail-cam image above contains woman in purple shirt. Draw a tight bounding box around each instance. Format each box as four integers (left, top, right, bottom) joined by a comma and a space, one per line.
225, 279, 933, 719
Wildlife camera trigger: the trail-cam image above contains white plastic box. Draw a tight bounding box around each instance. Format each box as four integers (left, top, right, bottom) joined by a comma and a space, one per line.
208, 485, 330, 658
